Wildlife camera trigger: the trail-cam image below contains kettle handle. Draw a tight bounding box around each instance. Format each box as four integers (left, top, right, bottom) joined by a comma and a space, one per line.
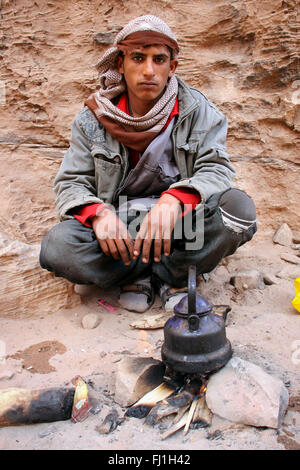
188, 265, 197, 316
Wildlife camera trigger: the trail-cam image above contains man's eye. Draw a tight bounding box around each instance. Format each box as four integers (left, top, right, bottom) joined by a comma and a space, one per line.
133, 56, 143, 62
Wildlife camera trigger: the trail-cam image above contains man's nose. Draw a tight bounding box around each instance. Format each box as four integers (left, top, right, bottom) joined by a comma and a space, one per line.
142, 58, 155, 76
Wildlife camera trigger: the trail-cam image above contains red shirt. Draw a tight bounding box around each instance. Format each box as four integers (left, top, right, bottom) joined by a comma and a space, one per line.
74, 94, 200, 227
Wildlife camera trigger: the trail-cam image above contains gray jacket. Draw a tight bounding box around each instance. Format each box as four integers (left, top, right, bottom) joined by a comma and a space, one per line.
54, 76, 236, 221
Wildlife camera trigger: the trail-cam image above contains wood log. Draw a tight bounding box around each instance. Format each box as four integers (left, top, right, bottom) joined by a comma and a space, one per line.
0, 387, 74, 427
191, 396, 212, 428
172, 403, 190, 424
183, 399, 197, 435
145, 391, 193, 426
161, 410, 189, 440
130, 313, 170, 330
125, 382, 175, 418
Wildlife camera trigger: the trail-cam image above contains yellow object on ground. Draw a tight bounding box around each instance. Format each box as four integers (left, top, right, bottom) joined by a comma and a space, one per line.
71, 376, 91, 422
291, 278, 300, 313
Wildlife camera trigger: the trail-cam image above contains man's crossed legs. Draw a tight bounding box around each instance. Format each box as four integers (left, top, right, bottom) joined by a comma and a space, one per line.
40, 188, 257, 312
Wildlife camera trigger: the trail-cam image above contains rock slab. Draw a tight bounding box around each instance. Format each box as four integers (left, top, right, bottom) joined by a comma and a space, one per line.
206, 357, 289, 429
81, 313, 101, 329
230, 270, 265, 292
273, 224, 293, 247
0, 231, 80, 318
114, 356, 165, 407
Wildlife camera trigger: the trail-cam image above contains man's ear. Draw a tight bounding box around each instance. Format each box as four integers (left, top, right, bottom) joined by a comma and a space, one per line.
117, 54, 124, 74
168, 59, 178, 78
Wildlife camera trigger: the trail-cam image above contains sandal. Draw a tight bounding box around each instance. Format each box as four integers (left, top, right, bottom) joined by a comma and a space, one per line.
118, 276, 155, 313
159, 283, 189, 313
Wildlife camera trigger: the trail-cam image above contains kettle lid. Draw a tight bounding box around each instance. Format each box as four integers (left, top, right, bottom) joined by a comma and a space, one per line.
174, 293, 213, 317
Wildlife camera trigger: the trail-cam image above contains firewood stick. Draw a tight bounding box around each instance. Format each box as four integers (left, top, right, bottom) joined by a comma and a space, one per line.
192, 396, 212, 427
183, 399, 197, 435
161, 410, 189, 440
125, 382, 175, 418
145, 399, 177, 425
173, 403, 190, 424
193, 396, 205, 419
145, 391, 193, 426
134, 382, 175, 406
0, 387, 74, 427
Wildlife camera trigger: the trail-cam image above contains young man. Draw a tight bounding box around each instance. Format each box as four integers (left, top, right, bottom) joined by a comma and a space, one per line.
40, 16, 257, 313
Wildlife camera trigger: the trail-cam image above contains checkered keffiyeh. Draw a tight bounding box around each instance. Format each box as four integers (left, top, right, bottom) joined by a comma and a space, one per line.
85, 15, 180, 150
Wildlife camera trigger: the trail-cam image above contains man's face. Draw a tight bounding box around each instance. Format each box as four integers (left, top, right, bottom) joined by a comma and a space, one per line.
117, 44, 178, 110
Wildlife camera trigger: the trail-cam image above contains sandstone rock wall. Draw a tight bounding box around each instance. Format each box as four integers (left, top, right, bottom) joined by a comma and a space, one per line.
0, 0, 299, 316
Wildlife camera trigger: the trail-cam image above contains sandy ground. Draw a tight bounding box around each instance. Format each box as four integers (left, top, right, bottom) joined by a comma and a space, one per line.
0, 233, 299, 451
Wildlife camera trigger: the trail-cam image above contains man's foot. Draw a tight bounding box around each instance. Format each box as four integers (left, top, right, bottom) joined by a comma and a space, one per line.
118, 276, 155, 313
158, 282, 188, 313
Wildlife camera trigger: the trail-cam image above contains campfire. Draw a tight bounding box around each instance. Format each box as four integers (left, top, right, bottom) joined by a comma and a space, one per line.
125, 366, 212, 440
123, 266, 232, 439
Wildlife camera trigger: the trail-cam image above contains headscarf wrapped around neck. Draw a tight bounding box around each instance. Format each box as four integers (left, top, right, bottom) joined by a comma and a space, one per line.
85, 15, 180, 152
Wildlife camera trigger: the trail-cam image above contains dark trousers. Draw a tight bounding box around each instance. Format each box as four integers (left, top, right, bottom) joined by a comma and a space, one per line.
39, 188, 257, 288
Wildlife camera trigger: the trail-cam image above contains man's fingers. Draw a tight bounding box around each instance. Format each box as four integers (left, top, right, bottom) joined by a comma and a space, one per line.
117, 223, 134, 257
133, 216, 149, 259
124, 236, 134, 259
95, 212, 134, 265
140, 215, 156, 263
100, 235, 133, 266
105, 239, 121, 260
141, 234, 153, 263
154, 236, 162, 262
99, 239, 110, 257
153, 219, 163, 262
162, 232, 172, 256
134, 210, 170, 263
114, 238, 132, 266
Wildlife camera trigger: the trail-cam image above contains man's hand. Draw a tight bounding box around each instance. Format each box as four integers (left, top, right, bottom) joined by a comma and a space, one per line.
133, 193, 182, 264
91, 208, 134, 266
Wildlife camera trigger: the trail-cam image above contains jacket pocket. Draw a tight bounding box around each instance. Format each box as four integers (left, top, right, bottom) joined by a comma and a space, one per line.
156, 160, 180, 190
175, 141, 197, 178
92, 148, 122, 203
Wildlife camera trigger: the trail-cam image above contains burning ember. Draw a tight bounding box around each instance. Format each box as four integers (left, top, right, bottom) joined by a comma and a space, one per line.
125, 367, 212, 440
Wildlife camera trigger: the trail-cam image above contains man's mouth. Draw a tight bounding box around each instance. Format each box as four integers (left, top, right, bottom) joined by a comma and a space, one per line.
138, 82, 158, 87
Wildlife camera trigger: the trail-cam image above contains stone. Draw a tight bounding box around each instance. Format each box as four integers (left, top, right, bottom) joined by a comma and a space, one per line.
273, 224, 293, 247
114, 356, 165, 407
81, 313, 101, 329
276, 265, 300, 280
263, 273, 279, 285
0, 231, 80, 318
206, 356, 289, 429
230, 270, 265, 292
0, 368, 14, 381
93, 32, 115, 45
280, 253, 300, 265
95, 409, 120, 434
292, 232, 300, 244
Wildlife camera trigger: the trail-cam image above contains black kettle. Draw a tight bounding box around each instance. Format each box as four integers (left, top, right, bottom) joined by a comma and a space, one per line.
161, 265, 232, 375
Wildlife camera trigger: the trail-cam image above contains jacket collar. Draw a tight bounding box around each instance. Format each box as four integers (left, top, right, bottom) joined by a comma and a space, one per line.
176, 76, 199, 123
